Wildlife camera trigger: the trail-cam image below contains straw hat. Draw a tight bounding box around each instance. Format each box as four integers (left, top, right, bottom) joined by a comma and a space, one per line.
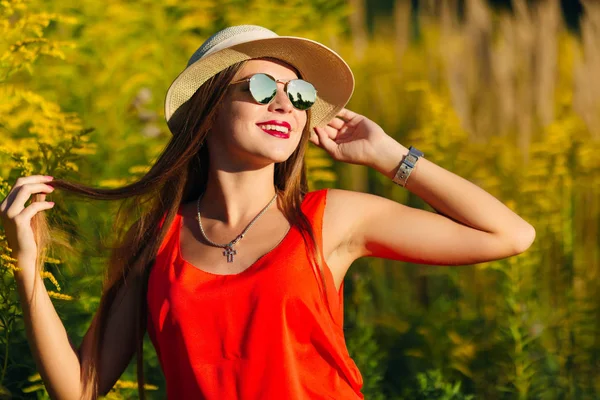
164, 25, 355, 135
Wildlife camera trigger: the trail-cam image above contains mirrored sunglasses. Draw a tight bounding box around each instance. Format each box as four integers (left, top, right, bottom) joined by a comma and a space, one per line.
230, 73, 317, 111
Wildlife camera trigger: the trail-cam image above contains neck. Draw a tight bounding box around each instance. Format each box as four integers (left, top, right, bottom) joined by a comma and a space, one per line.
199, 165, 278, 227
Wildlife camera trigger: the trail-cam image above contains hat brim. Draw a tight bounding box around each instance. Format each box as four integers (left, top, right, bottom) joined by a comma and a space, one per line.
164, 36, 354, 136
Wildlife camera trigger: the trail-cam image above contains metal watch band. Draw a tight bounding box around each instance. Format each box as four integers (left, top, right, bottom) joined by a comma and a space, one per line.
392, 146, 424, 187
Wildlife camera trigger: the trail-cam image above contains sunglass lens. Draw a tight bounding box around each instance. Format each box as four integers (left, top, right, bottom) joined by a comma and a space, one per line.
287, 80, 316, 110
249, 73, 277, 104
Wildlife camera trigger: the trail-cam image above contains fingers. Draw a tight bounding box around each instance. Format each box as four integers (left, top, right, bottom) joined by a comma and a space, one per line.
310, 125, 339, 146
323, 124, 341, 140
310, 117, 348, 148
327, 117, 345, 130
12, 175, 53, 190
8, 183, 55, 218
324, 116, 352, 139
336, 108, 359, 122
312, 127, 337, 154
16, 201, 55, 222
309, 129, 320, 146
311, 110, 356, 148
1, 175, 53, 203
1, 176, 55, 218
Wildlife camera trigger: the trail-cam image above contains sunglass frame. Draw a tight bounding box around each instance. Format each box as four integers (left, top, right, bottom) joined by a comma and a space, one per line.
229, 73, 317, 111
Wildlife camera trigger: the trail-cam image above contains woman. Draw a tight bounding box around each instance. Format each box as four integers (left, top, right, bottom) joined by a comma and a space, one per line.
0, 25, 535, 399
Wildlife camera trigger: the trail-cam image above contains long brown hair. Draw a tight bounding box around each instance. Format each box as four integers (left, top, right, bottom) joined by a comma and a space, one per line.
30, 59, 332, 399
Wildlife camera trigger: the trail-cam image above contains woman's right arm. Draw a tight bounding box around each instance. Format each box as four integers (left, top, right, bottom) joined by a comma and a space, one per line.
2, 176, 139, 399
15, 261, 141, 400
16, 261, 83, 400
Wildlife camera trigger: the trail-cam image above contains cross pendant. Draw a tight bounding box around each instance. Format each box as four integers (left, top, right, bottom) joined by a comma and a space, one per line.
223, 246, 237, 263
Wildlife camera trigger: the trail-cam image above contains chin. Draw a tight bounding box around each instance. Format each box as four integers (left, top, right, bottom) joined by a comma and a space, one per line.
260, 144, 299, 164
243, 137, 301, 165
268, 151, 295, 164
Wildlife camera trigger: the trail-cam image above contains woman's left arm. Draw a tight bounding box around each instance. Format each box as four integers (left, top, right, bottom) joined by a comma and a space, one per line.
311, 108, 536, 266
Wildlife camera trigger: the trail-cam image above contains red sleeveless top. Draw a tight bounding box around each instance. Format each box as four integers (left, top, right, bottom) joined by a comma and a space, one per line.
146, 189, 364, 399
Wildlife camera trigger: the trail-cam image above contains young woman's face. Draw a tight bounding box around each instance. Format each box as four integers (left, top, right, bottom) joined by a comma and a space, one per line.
208, 59, 308, 167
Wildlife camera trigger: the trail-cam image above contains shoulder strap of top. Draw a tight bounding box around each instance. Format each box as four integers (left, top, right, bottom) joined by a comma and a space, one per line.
300, 189, 329, 252
300, 189, 345, 325
156, 207, 182, 256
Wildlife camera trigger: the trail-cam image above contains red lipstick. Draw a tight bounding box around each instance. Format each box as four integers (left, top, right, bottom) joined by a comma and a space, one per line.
256, 120, 291, 139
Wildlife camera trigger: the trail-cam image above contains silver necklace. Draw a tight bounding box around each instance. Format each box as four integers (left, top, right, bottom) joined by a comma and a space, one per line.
196, 192, 278, 263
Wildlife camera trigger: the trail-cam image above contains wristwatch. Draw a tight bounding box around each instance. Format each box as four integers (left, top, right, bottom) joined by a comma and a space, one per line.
392, 146, 424, 187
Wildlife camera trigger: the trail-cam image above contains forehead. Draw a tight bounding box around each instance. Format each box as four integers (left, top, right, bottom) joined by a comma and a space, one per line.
235, 58, 300, 80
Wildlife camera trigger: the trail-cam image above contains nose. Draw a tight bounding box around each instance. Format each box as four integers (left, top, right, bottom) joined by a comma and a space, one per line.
267, 82, 294, 114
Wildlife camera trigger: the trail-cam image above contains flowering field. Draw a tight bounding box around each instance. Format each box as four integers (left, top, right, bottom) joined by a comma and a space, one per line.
1, 0, 599, 398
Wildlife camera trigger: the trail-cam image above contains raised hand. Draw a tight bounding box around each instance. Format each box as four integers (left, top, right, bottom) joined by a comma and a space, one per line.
309, 108, 393, 167
0, 175, 55, 269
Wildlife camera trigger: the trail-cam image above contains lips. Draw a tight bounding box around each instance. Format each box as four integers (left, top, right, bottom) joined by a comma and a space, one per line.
256, 120, 291, 139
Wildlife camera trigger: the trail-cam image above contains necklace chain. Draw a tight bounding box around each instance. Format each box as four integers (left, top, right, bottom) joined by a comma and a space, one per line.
196, 192, 278, 262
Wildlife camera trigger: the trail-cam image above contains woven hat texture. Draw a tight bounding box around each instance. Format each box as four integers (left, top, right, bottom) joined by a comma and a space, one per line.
164, 25, 354, 135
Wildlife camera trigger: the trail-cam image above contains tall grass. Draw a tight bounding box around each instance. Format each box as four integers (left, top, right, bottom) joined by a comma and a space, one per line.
1, 0, 599, 398
339, 0, 600, 398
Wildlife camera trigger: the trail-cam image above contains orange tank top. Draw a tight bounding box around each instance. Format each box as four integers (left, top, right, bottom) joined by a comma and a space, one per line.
146, 189, 364, 399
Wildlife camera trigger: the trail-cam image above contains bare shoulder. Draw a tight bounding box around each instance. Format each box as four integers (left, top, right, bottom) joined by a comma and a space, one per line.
321, 187, 359, 238
321, 188, 376, 263
322, 188, 408, 256
320, 189, 393, 288
322, 187, 390, 221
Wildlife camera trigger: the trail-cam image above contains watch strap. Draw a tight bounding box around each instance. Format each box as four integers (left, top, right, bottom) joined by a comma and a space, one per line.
392, 146, 424, 187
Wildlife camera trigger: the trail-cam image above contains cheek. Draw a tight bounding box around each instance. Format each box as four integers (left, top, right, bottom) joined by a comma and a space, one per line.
212, 102, 232, 129
212, 103, 249, 134
296, 112, 308, 133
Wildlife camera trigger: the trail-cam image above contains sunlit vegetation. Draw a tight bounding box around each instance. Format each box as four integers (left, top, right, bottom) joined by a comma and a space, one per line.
1, 0, 598, 398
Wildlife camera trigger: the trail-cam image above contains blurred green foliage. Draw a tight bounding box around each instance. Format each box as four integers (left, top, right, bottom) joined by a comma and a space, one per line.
1, 0, 600, 399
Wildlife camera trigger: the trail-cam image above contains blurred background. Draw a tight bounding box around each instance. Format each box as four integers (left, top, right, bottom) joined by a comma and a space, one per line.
1, 0, 599, 398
